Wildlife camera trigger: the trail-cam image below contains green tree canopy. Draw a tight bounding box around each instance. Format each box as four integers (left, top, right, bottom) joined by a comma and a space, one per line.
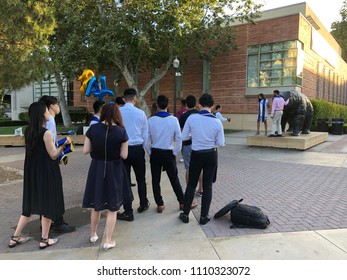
331, 0, 347, 62
51, 0, 262, 113
0, 0, 55, 92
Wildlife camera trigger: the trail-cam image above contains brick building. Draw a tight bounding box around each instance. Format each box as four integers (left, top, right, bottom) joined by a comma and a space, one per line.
73, 2, 347, 130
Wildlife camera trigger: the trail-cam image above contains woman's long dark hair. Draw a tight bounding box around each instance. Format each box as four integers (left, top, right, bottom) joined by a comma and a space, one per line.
99, 103, 124, 129
24, 102, 47, 156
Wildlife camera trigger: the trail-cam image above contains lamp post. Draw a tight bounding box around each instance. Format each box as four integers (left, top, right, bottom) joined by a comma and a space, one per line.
173, 57, 180, 116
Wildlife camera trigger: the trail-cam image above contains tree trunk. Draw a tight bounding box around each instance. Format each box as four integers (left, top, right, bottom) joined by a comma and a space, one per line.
117, 56, 174, 117
0, 89, 4, 105
54, 70, 72, 127
136, 94, 150, 116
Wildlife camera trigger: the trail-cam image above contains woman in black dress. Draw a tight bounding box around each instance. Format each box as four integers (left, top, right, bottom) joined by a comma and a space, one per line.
83, 102, 130, 251
8, 101, 71, 249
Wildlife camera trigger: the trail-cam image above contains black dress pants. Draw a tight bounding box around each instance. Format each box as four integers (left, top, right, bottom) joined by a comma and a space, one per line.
150, 148, 184, 206
123, 145, 148, 213
183, 149, 217, 217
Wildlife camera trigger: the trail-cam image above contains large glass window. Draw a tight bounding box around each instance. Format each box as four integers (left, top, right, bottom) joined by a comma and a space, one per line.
247, 40, 303, 88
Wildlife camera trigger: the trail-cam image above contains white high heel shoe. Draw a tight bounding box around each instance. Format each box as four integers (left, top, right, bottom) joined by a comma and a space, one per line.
90, 235, 98, 244
103, 241, 116, 251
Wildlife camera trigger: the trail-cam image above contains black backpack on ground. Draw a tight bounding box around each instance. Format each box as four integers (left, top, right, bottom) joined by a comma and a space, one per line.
214, 198, 270, 229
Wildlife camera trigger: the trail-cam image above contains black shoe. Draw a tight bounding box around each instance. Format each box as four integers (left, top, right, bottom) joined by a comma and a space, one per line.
276, 134, 282, 137
199, 216, 210, 225
179, 213, 189, 223
137, 202, 150, 213
117, 212, 134, 221
52, 222, 76, 233
131, 183, 136, 187
268, 134, 276, 137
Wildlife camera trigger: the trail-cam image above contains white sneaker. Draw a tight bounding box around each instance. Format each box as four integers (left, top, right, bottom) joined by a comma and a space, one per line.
179, 158, 184, 163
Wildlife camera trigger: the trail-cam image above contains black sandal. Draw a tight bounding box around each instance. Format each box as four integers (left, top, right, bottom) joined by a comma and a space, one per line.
8, 235, 30, 248
39, 237, 58, 250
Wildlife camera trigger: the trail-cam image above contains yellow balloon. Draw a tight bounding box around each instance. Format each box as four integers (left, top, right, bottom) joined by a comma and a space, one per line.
78, 69, 95, 95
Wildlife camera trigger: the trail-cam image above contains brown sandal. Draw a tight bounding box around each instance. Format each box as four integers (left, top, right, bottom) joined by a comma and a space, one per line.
8, 235, 30, 248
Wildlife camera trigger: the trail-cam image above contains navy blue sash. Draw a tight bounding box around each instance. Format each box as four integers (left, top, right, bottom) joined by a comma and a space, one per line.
89, 115, 99, 126
199, 110, 216, 118
155, 111, 171, 118
257, 99, 266, 122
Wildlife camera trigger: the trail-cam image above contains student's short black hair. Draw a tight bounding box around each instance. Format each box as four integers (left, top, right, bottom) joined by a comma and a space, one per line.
199, 93, 214, 108
215, 104, 221, 110
123, 88, 137, 101
39, 95, 58, 108
273, 90, 280, 95
185, 95, 196, 109
115, 96, 125, 105
93, 100, 105, 114
156, 95, 169, 110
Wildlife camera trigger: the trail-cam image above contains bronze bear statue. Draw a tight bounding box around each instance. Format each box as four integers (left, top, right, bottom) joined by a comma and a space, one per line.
280, 90, 313, 136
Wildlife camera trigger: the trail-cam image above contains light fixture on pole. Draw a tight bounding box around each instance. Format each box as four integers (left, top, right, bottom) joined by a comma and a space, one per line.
173, 57, 180, 116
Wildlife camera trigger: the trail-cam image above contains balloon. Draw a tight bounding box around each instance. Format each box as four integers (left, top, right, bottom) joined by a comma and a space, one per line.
78, 69, 95, 95
78, 69, 114, 100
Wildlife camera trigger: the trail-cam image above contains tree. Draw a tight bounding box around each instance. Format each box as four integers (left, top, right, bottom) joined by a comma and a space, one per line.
0, 0, 55, 105
50, 0, 262, 115
47, 0, 99, 127
331, 0, 347, 62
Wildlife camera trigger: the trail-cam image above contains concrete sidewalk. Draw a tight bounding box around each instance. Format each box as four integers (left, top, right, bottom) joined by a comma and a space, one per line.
0, 131, 346, 260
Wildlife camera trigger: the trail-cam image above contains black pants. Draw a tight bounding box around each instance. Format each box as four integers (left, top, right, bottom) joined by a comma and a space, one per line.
123, 145, 148, 213
183, 149, 217, 217
52, 216, 64, 226
150, 148, 184, 206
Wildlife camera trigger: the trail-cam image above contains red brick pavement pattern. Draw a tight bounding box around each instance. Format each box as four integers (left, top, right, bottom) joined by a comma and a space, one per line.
2, 143, 347, 253
177, 146, 347, 238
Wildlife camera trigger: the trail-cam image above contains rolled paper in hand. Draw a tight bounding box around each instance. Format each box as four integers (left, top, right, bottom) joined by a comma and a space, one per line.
63, 141, 74, 154
57, 137, 74, 155
57, 137, 69, 147
58, 153, 68, 165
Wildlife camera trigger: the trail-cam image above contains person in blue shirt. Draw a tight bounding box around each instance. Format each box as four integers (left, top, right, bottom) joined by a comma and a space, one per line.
148, 95, 197, 213
214, 104, 231, 123
89, 100, 105, 126
179, 93, 225, 225
117, 88, 151, 221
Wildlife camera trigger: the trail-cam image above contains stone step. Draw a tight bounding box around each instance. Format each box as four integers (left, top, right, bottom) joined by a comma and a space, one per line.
246, 132, 329, 150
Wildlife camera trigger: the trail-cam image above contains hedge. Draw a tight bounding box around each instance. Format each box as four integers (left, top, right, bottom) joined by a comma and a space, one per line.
19, 111, 92, 125
0, 120, 28, 127
310, 98, 347, 125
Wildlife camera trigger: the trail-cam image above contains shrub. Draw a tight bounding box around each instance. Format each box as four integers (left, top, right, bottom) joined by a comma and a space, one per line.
18, 108, 91, 125
55, 111, 92, 125
18, 112, 29, 122
310, 98, 347, 125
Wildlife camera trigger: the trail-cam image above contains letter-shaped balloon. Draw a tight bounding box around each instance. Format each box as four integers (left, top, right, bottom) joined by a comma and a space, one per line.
78, 69, 114, 101
78, 69, 94, 95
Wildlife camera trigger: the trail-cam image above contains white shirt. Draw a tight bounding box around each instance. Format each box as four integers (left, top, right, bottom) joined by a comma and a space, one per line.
120, 102, 150, 154
89, 114, 99, 126
182, 112, 225, 151
148, 114, 182, 156
215, 111, 228, 122
45, 114, 57, 146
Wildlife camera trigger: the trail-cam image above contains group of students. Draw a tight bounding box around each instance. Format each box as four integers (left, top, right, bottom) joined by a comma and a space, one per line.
8, 89, 225, 252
